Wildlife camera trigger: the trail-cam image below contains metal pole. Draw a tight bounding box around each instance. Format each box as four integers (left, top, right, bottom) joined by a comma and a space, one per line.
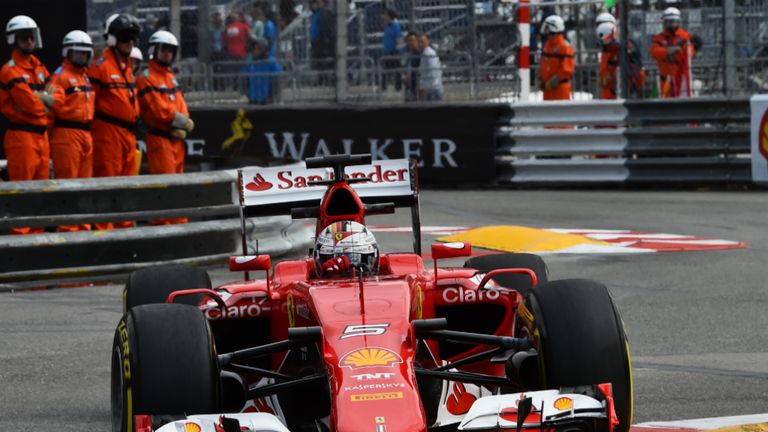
335, 0, 349, 102
619, 0, 629, 98
468, 0, 479, 99
197, 0, 211, 62
170, 0, 182, 59
723, 0, 737, 95
518, 0, 531, 102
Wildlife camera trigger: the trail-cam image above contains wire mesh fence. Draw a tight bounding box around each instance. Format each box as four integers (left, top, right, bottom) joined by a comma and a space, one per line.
85, 0, 768, 105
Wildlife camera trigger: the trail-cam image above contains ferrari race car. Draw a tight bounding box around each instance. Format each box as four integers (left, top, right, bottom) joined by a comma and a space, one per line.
111, 154, 632, 432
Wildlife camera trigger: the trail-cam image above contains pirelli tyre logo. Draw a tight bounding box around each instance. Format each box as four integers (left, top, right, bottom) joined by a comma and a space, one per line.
350, 392, 404, 402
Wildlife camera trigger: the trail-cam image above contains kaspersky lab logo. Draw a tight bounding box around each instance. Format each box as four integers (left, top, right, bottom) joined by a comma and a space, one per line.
760, 109, 768, 162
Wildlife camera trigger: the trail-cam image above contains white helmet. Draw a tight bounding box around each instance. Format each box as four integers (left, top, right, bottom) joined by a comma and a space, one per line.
596, 12, 616, 25
61, 30, 93, 58
662, 7, 681, 21
6, 15, 42, 50
314, 220, 379, 276
541, 15, 565, 35
148, 30, 179, 65
596, 22, 617, 44
130, 46, 143, 62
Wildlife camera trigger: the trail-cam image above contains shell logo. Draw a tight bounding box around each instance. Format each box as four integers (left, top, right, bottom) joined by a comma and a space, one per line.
553, 397, 573, 411
339, 347, 402, 369
184, 423, 202, 432
760, 108, 768, 162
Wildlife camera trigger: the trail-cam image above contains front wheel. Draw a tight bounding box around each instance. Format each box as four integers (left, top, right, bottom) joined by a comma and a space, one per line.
524, 279, 633, 432
111, 303, 220, 432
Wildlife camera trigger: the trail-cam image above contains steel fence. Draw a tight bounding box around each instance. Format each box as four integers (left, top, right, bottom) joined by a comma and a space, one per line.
85, 0, 768, 103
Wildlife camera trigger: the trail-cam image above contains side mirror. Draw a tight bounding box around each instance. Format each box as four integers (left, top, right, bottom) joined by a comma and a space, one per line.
431, 242, 472, 260
431, 242, 472, 281
229, 255, 271, 272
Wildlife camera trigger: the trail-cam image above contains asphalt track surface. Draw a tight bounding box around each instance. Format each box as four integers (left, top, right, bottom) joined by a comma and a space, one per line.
1, 190, 767, 431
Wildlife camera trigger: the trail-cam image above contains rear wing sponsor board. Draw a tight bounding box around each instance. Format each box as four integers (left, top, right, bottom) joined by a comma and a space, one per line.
238, 159, 417, 217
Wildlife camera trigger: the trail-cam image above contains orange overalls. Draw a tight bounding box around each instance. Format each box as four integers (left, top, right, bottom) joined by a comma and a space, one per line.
136, 60, 189, 224
48, 58, 95, 231
0, 49, 50, 234
650, 28, 694, 98
540, 34, 574, 101
89, 47, 139, 229
600, 41, 620, 100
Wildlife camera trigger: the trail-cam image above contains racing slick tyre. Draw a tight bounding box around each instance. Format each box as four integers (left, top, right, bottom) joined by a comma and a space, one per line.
124, 264, 211, 312
111, 303, 219, 432
464, 253, 548, 294
524, 279, 633, 432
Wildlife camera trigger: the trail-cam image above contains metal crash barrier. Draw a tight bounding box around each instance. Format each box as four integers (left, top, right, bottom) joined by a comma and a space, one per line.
0, 172, 313, 284
496, 98, 751, 184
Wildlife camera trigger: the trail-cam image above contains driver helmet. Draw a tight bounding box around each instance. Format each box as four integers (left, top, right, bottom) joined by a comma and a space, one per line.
314, 220, 379, 276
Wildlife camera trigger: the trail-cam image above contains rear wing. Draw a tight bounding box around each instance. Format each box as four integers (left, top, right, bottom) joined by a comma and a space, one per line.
237, 157, 422, 254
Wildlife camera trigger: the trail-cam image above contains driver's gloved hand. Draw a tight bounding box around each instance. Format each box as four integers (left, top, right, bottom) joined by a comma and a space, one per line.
321, 256, 351, 276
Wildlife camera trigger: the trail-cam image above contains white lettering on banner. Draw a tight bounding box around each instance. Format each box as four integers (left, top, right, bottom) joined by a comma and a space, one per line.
265, 132, 309, 159
370, 138, 393, 160
314, 139, 331, 157
262, 133, 458, 168
442, 287, 501, 304
433, 139, 458, 168
351, 373, 396, 381
402, 139, 423, 167
187, 139, 205, 156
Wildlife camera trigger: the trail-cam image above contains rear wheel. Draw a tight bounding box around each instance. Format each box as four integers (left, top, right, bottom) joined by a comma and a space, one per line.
123, 264, 211, 312
464, 253, 549, 295
525, 279, 633, 432
111, 303, 219, 432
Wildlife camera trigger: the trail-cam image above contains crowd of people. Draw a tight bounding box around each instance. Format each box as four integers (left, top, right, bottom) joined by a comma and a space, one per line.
1, 13, 194, 233
540, 6, 696, 101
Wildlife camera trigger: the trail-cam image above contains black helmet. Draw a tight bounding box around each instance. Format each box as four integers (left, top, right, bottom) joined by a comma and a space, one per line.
104, 13, 140, 46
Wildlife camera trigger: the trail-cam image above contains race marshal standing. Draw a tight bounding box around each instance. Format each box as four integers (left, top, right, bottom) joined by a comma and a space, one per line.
136, 30, 194, 224
47, 31, 95, 231
539, 14, 574, 101
0, 15, 51, 234
89, 13, 141, 229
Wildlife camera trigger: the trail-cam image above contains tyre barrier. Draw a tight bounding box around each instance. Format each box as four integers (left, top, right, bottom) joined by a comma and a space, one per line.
0, 171, 313, 284
496, 97, 752, 185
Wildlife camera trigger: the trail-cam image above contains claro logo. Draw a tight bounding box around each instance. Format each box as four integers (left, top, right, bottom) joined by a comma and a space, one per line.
442, 287, 502, 304
204, 298, 268, 320
760, 108, 768, 162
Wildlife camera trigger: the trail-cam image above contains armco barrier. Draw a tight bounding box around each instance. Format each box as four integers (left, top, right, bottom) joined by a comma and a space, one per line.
496, 97, 751, 185
0, 172, 313, 283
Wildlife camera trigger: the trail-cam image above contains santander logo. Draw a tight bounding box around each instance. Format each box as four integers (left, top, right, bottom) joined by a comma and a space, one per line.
446, 382, 477, 415
245, 174, 273, 192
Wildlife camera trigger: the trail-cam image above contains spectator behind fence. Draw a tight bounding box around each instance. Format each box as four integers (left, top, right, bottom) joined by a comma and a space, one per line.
279, 0, 299, 29
650, 7, 694, 98
381, 8, 402, 91
251, 2, 277, 58
224, 10, 250, 61
596, 15, 645, 99
0, 15, 50, 234
310, 0, 335, 83
417, 34, 443, 101
403, 31, 420, 102
244, 38, 281, 105
539, 14, 574, 101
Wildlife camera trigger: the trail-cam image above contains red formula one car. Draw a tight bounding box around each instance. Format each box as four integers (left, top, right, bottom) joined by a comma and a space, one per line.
111, 154, 632, 432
